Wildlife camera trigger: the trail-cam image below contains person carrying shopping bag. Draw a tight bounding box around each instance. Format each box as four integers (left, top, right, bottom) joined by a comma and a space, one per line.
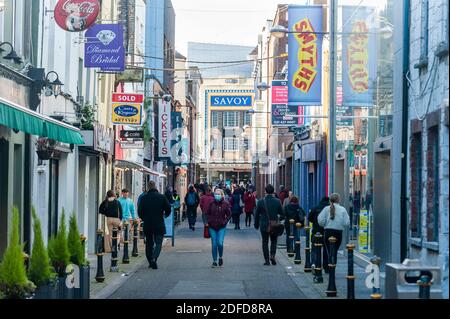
205, 188, 232, 268
318, 193, 350, 273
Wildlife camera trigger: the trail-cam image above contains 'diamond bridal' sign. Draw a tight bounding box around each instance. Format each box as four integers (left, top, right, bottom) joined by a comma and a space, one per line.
85, 24, 125, 72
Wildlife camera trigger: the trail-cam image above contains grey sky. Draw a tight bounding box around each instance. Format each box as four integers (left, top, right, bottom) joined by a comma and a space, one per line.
171, 0, 288, 56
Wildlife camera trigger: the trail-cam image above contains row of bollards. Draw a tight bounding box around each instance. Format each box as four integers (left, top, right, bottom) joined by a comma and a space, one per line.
95, 220, 142, 282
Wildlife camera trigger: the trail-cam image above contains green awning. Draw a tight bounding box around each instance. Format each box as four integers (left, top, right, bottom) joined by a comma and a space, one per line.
0, 97, 84, 144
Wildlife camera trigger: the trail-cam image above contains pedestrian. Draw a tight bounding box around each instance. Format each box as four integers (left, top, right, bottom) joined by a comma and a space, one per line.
278, 185, 289, 203
318, 193, 350, 273
205, 188, 232, 268
138, 181, 171, 269
243, 188, 256, 227
172, 189, 181, 224
165, 186, 175, 205
99, 190, 123, 253
283, 190, 293, 208
308, 196, 329, 268
185, 184, 200, 231
230, 189, 243, 229
200, 187, 215, 225
283, 196, 306, 249
118, 189, 137, 241
254, 184, 285, 265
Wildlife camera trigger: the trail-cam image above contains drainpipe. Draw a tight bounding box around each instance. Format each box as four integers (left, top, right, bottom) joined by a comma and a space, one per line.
400, 0, 410, 262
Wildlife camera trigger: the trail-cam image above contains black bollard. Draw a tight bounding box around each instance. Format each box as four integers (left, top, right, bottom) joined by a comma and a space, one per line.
418, 274, 432, 299
95, 230, 105, 282
346, 243, 355, 299
326, 236, 338, 297
304, 224, 312, 272
288, 219, 295, 257
122, 221, 130, 264
370, 256, 382, 299
110, 227, 119, 272
132, 220, 139, 257
294, 223, 302, 264
313, 232, 324, 284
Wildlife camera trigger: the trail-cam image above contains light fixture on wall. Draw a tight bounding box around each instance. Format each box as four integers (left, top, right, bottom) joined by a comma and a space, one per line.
45, 71, 64, 98
0, 42, 23, 64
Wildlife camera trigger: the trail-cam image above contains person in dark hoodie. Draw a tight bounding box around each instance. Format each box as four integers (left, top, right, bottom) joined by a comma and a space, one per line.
185, 184, 200, 231
308, 196, 330, 270
205, 188, 232, 267
283, 196, 306, 249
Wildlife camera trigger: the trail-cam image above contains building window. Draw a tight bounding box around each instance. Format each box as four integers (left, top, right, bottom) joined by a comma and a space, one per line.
244, 112, 251, 126
211, 111, 218, 127
223, 137, 238, 151
410, 132, 422, 238
416, 0, 429, 68
223, 111, 239, 127
243, 138, 251, 151
426, 126, 439, 242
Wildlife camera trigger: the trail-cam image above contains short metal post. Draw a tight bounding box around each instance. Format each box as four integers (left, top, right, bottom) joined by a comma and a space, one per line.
122, 221, 130, 264
132, 220, 139, 257
370, 256, 382, 299
304, 224, 312, 272
346, 243, 355, 299
95, 230, 105, 282
313, 232, 324, 284
110, 227, 119, 272
326, 236, 338, 297
418, 274, 432, 299
288, 219, 295, 257
294, 223, 302, 264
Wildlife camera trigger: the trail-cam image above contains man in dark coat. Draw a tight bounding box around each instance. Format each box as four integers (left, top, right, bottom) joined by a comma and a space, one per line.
185, 184, 200, 231
138, 181, 171, 269
254, 184, 285, 266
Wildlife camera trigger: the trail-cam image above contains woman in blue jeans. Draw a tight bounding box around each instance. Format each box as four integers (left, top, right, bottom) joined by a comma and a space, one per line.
205, 188, 232, 267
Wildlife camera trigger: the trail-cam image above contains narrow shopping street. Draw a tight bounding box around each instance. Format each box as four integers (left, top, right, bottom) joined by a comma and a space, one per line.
109, 216, 305, 299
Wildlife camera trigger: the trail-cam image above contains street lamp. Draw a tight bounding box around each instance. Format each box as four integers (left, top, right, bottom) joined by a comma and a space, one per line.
256, 82, 271, 91
45, 71, 64, 98
0, 42, 23, 64
270, 25, 288, 39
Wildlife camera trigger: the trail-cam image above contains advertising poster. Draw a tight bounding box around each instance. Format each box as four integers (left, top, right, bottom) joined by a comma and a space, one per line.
164, 206, 174, 238
85, 24, 126, 72
271, 80, 305, 126
342, 6, 377, 107
288, 5, 323, 106
358, 209, 369, 253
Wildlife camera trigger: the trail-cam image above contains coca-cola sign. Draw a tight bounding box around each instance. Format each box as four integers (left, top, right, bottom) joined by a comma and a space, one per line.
54, 0, 100, 32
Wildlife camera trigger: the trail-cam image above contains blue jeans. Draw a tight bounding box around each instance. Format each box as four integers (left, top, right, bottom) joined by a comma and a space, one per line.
209, 227, 226, 262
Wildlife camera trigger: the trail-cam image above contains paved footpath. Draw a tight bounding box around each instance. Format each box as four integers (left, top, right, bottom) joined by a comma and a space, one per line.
100, 214, 378, 299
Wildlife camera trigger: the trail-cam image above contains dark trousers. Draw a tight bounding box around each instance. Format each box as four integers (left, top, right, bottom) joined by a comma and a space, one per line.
187, 206, 197, 228
245, 212, 252, 226
232, 213, 240, 228
323, 229, 343, 272
261, 231, 278, 261
145, 232, 164, 264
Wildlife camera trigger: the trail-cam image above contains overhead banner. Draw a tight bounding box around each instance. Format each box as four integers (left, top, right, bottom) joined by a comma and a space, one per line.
342, 6, 377, 107
158, 100, 171, 158
85, 24, 125, 72
111, 93, 143, 125
168, 112, 187, 166
271, 80, 305, 126
288, 5, 323, 106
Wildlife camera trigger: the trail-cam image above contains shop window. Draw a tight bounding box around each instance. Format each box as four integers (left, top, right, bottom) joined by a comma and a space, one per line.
410, 132, 422, 238
426, 126, 439, 242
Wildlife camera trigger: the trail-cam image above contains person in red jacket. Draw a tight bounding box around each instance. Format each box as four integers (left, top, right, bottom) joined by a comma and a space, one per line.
244, 188, 257, 227
200, 187, 215, 225
205, 188, 232, 268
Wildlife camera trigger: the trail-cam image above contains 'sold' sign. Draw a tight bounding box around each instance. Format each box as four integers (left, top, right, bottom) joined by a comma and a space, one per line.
54, 0, 100, 32
111, 93, 143, 125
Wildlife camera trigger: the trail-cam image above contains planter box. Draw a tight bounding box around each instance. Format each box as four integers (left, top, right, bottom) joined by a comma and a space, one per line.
73, 265, 90, 299
56, 275, 74, 299
33, 281, 59, 299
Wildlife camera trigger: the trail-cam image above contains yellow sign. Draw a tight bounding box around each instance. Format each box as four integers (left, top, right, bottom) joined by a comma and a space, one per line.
347, 20, 369, 93
292, 18, 318, 94
358, 209, 369, 253
112, 103, 142, 125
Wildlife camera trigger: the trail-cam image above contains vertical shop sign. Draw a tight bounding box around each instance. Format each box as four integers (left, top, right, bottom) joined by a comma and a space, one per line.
158, 100, 171, 158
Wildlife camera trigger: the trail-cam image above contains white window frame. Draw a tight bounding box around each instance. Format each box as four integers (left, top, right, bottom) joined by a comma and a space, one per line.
223, 137, 238, 151
211, 111, 218, 127
223, 111, 239, 128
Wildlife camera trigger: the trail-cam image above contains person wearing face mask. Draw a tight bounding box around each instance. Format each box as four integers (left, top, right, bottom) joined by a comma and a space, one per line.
205, 188, 232, 268
99, 190, 123, 253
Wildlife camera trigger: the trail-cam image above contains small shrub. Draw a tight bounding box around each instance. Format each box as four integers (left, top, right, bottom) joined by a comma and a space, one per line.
67, 214, 86, 266
48, 209, 70, 277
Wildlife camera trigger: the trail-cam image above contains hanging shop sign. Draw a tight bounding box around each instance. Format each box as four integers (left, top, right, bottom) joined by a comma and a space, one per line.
168, 112, 189, 166
94, 122, 114, 154
288, 5, 323, 106
115, 67, 144, 83
158, 99, 171, 158
120, 139, 144, 149
85, 24, 125, 72
342, 6, 377, 107
358, 209, 369, 253
120, 130, 144, 139
111, 93, 143, 125
271, 80, 305, 126
54, 0, 100, 32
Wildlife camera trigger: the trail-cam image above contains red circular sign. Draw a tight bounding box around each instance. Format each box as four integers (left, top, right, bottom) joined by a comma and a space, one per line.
54, 0, 100, 32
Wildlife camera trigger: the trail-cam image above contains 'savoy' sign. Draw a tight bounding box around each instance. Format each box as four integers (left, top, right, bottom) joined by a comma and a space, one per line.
111, 93, 144, 125
54, 0, 100, 32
